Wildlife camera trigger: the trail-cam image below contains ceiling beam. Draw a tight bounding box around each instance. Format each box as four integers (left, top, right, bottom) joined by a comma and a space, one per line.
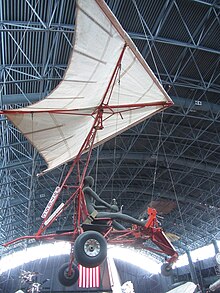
92, 152, 220, 175
1, 93, 220, 118
128, 32, 220, 55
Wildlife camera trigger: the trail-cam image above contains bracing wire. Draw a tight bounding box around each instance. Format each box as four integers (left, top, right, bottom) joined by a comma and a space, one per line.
58, 163, 67, 187
132, 0, 188, 243
111, 137, 117, 201
151, 111, 164, 202
111, 61, 122, 202
150, 111, 188, 248
132, 0, 162, 84
161, 141, 189, 247
94, 146, 100, 193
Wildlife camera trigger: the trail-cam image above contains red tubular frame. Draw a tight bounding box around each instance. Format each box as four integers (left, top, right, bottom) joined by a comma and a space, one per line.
2, 45, 178, 268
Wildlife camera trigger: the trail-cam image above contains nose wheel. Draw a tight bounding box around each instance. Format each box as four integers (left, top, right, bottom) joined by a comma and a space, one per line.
161, 263, 173, 277
58, 263, 79, 286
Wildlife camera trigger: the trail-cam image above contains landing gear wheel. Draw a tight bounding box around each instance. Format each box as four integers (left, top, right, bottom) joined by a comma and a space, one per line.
74, 231, 107, 267
161, 263, 173, 277
58, 262, 79, 286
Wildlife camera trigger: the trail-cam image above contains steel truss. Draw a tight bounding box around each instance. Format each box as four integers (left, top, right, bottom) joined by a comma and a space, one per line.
0, 0, 219, 257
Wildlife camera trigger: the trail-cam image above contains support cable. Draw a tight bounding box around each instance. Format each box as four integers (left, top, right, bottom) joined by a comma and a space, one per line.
94, 146, 100, 194
151, 111, 164, 202
132, 0, 162, 84
161, 138, 189, 248
111, 62, 121, 202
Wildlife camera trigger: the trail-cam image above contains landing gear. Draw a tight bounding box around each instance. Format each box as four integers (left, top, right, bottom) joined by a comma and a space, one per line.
58, 263, 79, 287
161, 263, 173, 277
74, 231, 107, 267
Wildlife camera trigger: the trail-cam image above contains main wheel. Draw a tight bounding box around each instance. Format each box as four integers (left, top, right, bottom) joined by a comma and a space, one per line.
58, 262, 79, 286
161, 263, 173, 277
74, 231, 107, 268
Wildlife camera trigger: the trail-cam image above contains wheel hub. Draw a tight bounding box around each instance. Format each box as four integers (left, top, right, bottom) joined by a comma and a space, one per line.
84, 238, 100, 257
64, 268, 74, 279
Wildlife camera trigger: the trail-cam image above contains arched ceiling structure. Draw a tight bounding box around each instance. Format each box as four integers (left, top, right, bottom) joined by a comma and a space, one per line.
0, 0, 219, 257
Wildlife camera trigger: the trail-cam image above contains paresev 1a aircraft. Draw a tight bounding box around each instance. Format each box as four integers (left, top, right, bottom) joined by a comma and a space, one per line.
1, 0, 178, 286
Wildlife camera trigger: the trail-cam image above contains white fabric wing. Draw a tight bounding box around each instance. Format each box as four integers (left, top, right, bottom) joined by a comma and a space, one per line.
5, 0, 173, 172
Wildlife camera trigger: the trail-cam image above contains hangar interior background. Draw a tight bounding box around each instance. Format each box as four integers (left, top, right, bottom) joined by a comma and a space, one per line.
0, 0, 220, 292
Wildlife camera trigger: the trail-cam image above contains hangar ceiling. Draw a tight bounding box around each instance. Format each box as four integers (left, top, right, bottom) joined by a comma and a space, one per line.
0, 0, 220, 257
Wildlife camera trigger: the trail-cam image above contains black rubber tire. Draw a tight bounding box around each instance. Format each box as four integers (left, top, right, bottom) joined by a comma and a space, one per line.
58, 262, 79, 287
74, 231, 107, 268
161, 263, 173, 277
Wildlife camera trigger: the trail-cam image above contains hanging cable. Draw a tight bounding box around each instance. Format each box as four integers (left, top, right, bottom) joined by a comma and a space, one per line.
132, 0, 162, 84
111, 61, 122, 202
161, 141, 189, 248
94, 145, 100, 194
151, 111, 164, 202
132, 1, 188, 242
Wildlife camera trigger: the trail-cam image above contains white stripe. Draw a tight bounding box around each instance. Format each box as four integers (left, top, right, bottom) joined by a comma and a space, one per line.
86, 267, 89, 288
83, 266, 86, 288
96, 266, 100, 287
79, 265, 83, 287
90, 267, 93, 287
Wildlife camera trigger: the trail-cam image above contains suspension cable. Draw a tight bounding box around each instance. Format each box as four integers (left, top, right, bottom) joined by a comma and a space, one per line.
132, 0, 162, 84
162, 141, 188, 248
151, 112, 164, 202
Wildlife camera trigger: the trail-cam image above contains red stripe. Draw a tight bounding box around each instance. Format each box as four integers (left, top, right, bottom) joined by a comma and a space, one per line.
78, 265, 100, 288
